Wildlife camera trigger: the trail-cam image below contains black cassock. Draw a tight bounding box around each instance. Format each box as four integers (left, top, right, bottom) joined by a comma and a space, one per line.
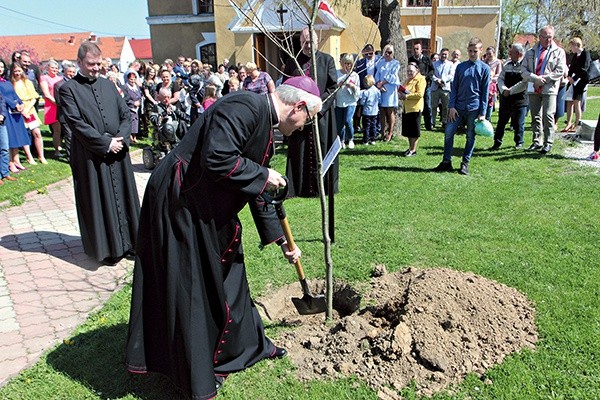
283, 50, 339, 197
59, 74, 139, 261
126, 91, 286, 399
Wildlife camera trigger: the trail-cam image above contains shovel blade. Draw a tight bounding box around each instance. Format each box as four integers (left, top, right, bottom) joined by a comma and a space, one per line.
291, 294, 327, 315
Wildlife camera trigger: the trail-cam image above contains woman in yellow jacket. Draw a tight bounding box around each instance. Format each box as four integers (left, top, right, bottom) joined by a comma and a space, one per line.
11, 62, 46, 164
400, 63, 426, 156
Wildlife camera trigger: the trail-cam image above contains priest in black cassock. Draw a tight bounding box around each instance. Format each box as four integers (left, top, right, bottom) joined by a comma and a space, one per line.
126, 76, 322, 399
283, 27, 338, 197
59, 42, 139, 265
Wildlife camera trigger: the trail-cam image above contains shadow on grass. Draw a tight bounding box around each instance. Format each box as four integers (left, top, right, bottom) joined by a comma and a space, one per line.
46, 323, 187, 400
361, 165, 433, 173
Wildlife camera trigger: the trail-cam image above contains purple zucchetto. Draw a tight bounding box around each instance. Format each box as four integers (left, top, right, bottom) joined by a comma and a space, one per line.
283, 76, 320, 97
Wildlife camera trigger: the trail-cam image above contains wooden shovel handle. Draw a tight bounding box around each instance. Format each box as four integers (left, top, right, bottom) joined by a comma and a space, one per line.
279, 215, 306, 281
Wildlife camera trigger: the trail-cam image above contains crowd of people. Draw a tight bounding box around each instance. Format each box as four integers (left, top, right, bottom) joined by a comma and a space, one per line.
0, 51, 286, 186
1, 25, 594, 185
337, 26, 594, 174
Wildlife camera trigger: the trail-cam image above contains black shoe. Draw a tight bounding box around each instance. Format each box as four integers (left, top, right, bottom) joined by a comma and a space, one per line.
124, 250, 136, 261
432, 162, 453, 172
405, 150, 417, 157
540, 145, 552, 154
101, 257, 120, 266
458, 162, 469, 175
215, 374, 227, 391
489, 144, 501, 151
527, 143, 542, 151
270, 346, 287, 359
515, 143, 523, 149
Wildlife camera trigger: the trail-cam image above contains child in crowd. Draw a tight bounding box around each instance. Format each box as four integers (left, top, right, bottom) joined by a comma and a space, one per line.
202, 84, 218, 110
486, 80, 498, 121
227, 77, 240, 93
359, 75, 381, 145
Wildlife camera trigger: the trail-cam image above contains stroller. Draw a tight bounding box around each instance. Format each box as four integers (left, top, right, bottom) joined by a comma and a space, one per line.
142, 103, 189, 170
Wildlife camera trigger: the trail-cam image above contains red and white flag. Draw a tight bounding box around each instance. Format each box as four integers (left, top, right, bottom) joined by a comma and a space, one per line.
318, 0, 338, 19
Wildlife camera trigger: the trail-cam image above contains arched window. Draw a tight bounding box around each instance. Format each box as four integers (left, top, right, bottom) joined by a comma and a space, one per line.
200, 43, 217, 70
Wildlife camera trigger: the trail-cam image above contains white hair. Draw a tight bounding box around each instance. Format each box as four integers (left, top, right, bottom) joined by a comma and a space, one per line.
276, 84, 322, 113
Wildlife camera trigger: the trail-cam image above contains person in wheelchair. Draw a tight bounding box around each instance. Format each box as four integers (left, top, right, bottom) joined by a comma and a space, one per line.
150, 87, 190, 155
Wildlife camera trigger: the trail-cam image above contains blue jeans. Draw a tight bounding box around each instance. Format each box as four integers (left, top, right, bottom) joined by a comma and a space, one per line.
423, 86, 432, 129
0, 125, 9, 178
443, 109, 479, 164
335, 105, 356, 143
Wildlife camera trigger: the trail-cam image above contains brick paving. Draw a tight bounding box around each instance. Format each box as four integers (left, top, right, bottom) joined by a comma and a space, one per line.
0, 151, 150, 387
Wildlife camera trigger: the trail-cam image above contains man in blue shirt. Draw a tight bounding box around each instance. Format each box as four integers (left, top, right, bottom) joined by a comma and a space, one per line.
433, 38, 490, 175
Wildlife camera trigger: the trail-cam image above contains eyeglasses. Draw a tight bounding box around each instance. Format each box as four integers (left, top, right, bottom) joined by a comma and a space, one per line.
304, 105, 314, 126
363, 52, 373, 56
385, 51, 393, 55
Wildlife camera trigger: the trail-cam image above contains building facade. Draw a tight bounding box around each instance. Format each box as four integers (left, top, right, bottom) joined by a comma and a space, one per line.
146, 0, 500, 76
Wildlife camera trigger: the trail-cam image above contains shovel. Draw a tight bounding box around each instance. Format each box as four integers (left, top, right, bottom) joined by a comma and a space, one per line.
263, 181, 327, 315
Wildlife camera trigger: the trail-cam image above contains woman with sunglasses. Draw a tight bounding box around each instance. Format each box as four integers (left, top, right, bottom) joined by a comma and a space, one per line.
375, 44, 401, 142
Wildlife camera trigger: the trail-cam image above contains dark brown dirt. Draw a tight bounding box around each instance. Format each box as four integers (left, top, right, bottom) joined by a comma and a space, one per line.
256, 266, 537, 398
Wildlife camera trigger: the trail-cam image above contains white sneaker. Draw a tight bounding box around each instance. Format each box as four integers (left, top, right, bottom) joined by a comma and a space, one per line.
348, 140, 355, 149
342, 142, 346, 149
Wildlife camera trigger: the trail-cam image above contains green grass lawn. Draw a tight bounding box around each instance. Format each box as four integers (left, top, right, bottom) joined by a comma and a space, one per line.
1, 88, 600, 399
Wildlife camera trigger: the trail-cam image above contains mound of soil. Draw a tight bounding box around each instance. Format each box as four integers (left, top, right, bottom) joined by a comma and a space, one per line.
256, 267, 537, 398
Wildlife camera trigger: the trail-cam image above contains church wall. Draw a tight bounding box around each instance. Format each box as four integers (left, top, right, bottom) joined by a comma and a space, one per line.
150, 22, 215, 62
148, 0, 191, 16
214, 0, 254, 66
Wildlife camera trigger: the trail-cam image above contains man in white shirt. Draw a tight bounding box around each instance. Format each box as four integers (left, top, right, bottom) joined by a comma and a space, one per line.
430, 48, 454, 130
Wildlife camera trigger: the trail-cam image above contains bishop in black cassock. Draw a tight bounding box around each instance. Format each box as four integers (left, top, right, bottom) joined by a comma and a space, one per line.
126, 78, 319, 399
59, 44, 139, 265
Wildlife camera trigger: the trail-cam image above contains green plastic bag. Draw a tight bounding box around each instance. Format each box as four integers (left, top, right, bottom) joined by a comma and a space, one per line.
474, 119, 494, 137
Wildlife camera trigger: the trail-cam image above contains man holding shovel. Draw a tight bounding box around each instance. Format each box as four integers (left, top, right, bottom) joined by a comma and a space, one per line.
126, 76, 322, 400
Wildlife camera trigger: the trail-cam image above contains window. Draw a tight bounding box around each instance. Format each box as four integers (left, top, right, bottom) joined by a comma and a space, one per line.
194, 0, 214, 14
200, 43, 217, 70
406, 0, 432, 6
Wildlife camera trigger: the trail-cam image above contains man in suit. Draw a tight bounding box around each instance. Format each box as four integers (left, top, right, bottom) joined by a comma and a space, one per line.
521, 25, 567, 154
283, 27, 338, 197
59, 42, 140, 265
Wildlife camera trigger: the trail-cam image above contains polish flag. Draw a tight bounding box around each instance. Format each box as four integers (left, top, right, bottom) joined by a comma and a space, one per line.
318, 0, 338, 19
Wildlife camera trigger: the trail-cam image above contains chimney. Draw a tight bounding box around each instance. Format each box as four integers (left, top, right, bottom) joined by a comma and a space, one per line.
68, 35, 75, 45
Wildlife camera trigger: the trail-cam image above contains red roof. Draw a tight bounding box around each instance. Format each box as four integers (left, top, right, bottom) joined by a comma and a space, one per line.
513, 33, 564, 49
513, 34, 537, 48
129, 38, 152, 61
0, 32, 127, 63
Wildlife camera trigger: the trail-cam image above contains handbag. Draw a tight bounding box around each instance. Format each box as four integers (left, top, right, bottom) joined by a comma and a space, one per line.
564, 84, 574, 102
24, 113, 40, 130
